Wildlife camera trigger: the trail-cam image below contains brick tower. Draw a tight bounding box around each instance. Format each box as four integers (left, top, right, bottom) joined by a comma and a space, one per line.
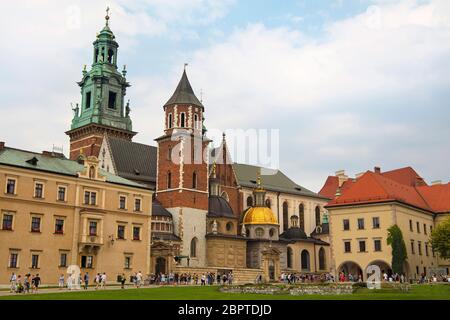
66, 10, 136, 160
155, 68, 211, 267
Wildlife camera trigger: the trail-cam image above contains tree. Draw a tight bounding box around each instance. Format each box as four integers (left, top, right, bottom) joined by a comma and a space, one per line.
387, 225, 408, 274
430, 217, 450, 260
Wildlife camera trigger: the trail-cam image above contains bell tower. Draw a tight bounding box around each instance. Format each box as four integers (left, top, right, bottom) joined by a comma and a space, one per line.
155, 67, 211, 267
66, 8, 136, 160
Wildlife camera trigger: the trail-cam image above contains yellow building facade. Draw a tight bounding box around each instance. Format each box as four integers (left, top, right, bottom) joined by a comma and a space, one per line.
0, 145, 153, 285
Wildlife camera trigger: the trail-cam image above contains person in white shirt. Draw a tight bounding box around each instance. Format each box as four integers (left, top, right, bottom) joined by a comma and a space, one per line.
58, 274, 65, 290
136, 271, 142, 288
100, 273, 106, 289
10, 273, 17, 293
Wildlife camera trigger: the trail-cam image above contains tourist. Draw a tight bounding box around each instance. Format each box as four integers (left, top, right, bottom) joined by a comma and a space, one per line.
58, 274, 65, 289
95, 273, 100, 290
16, 275, 23, 293
84, 272, 89, 290
120, 273, 126, 289
201, 274, 206, 286
24, 274, 30, 294
33, 274, 41, 293
10, 273, 17, 293
101, 272, 107, 289
136, 271, 143, 288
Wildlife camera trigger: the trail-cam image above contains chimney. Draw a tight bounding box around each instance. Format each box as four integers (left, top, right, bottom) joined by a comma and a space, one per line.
431, 180, 442, 186
0, 141, 4, 150
42, 151, 65, 159
335, 170, 348, 187
374, 166, 381, 174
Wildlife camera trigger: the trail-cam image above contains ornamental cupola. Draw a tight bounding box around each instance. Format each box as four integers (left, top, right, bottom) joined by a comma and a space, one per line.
66, 8, 136, 160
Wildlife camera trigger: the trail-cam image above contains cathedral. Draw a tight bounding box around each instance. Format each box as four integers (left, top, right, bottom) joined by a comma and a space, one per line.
66, 13, 331, 281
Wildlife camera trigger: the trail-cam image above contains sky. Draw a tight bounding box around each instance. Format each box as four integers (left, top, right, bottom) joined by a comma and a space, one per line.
0, 0, 449, 192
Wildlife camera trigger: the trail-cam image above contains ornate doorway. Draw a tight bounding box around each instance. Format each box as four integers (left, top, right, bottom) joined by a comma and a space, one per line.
155, 257, 166, 274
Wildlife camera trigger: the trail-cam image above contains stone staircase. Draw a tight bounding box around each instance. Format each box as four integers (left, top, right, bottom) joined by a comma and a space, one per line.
174, 266, 263, 285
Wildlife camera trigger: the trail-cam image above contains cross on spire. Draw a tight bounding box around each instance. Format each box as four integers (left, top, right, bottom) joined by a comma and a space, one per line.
105, 7, 110, 26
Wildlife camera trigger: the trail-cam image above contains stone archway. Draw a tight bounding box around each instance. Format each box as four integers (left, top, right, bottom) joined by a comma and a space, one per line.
367, 260, 392, 279
338, 261, 363, 281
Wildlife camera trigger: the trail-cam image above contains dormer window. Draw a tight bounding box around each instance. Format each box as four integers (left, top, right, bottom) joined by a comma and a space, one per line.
26, 157, 39, 165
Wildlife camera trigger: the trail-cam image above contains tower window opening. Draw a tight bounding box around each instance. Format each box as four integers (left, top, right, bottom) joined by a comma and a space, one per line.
167, 171, 172, 189
180, 113, 186, 128
108, 91, 117, 109
192, 172, 197, 189
194, 113, 198, 129
85, 91, 91, 109
168, 113, 173, 129
94, 49, 99, 63
107, 49, 114, 64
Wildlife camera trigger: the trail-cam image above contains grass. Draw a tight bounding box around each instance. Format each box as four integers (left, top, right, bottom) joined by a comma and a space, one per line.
0, 284, 449, 300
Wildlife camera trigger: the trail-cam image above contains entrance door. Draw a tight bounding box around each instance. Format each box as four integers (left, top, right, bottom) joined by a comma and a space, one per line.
155, 257, 166, 274
268, 260, 275, 281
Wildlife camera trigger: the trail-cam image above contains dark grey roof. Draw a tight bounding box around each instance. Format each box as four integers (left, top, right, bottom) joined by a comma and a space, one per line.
232, 163, 327, 199
310, 223, 329, 236
279, 227, 307, 240
164, 70, 203, 108
208, 196, 235, 218
152, 199, 172, 217
108, 137, 157, 188
152, 232, 181, 242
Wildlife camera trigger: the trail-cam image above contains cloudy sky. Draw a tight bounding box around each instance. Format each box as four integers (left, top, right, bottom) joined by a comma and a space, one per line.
1, 0, 449, 192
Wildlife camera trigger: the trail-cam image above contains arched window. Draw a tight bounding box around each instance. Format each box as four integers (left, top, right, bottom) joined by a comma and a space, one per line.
190, 237, 198, 258
282, 201, 289, 231
246, 196, 253, 207
180, 113, 185, 128
255, 228, 264, 238
167, 171, 172, 189
301, 250, 310, 271
107, 49, 114, 63
192, 172, 197, 189
315, 206, 321, 227
319, 247, 326, 270
299, 204, 305, 231
269, 228, 276, 238
226, 222, 233, 232
221, 191, 229, 202
194, 113, 199, 129
265, 198, 271, 208
168, 113, 173, 129
167, 146, 172, 161
287, 247, 293, 269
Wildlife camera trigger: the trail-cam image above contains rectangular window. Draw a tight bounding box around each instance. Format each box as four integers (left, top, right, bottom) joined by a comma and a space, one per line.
108, 91, 117, 109
359, 240, 366, 252
430, 226, 433, 234
416, 221, 420, 233
34, 183, 44, 198
2, 214, 13, 230
423, 223, 427, 235
117, 225, 125, 240
372, 217, 380, 229
31, 217, 41, 232
418, 241, 422, 255
374, 239, 382, 251
9, 253, 18, 268
425, 243, 429, 256
81, 255, 93, 268
55, 219, 64, 234
344, 241, 351, 253
134, 198, 141, 212
85, 91, 91, 109
57, 186, 66, 201
84, 191, 97, 205
411, 240, 415, 254
133, 226, 141, 241
119, 196, 126, 210
124, 256, 131, 269
60, 253, 67, 267
89, 221, 97, 236
6, 179, 16, 194
343, 219, 350, 231
31, 254, 39, 269
409, 220, 413, 232
357, 218, 365, 230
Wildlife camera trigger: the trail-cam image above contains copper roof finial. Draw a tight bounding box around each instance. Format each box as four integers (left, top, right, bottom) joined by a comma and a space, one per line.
105, 7, 110, 26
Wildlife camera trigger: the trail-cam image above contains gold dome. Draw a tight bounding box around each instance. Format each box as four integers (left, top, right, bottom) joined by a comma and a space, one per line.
243, 207, 278, 225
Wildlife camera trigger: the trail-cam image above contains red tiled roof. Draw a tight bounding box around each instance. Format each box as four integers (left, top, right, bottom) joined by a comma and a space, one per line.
326, 171, 433, 212
319, 176, 354, 199
417, 183, 450, 213
381, 167, 427, 187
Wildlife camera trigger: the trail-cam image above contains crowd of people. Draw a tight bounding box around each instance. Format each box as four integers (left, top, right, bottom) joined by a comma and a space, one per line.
280, 273, 335, 284
141, 272, 234, 286
9, 273, 41, 294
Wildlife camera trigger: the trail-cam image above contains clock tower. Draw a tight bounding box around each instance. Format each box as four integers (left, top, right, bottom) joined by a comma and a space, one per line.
66, 9, 136, 160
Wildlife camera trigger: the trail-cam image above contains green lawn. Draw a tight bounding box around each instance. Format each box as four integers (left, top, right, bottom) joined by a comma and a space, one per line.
0, 284, 449, 300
